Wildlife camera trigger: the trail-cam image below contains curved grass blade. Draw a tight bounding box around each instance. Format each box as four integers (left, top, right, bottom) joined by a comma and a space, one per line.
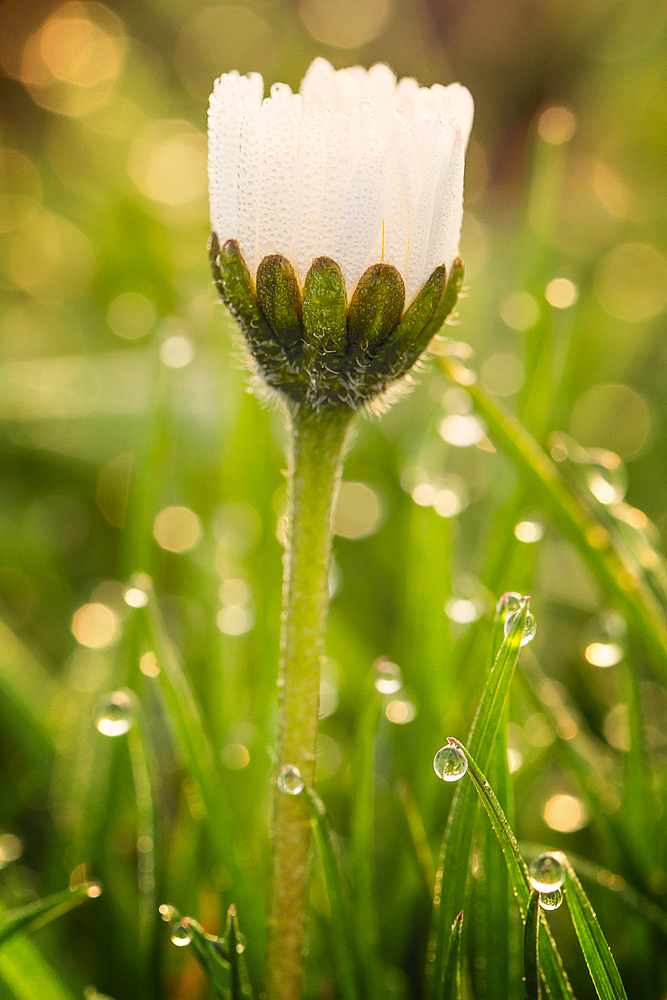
450, 739, 574, 1000
302, 783, 360, 1000
563, 863, 628, 1000
440, 358, 667, 683
226, 904, 253, 1000
141, 589, 263, 972
523, 891, 540, 1000
0, 883, 97, 946
428, 600, 528, 997
441, 911, 464, 1000
350, 688, 382, 1000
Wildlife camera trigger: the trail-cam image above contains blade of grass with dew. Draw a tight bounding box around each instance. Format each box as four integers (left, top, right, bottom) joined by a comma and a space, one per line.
0, 883, 95, 946
523, 891, 540, 1000
451, 738, 574, 1000
0, 933, 77, 1000
226, 903, 253, 1000
127, 699, 162, 1000
563, 863, 628, 1000
304, 782, 362, 1000
140, 589, 263, 974
428, 601, 527, 997
350, 683, 382, 1000
182, 919, 230, 1000
440, 358, 667, 683
441, 911, 464, 1000
521, 843, 667, 939
480, 711, 516, 1000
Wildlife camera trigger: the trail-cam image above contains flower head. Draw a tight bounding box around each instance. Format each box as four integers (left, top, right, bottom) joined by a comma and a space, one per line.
208, 59, 473, 411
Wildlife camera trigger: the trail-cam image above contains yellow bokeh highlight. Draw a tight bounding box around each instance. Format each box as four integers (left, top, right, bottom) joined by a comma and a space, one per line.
128, 120, 207, 206
71, 602, 119, 648
543, 793, 588, 833
153, 505, 201, 553
300, 0, 392, 48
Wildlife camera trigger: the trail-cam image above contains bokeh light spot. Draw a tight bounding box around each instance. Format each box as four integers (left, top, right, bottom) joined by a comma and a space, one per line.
514, 520, 544, 543
221, 743, 250, 769
545, 278, 578, 309
585, 642, 622, 667
594, 243, 667, 323
438, 414, 485, 447
128, 120, 207, 206
160, 334, 194, 368
537, 107, 576, 144
300, 0, 392, 48
543, 794, 588, 833
72, 602, 119, 648
107, 292, 156, 340
500, 291, 540, 331
217, 605, 254, 635
385, 699, 416, 724
153, 506, 201, 553
480, 352, 525, 397
333, 481, 382, 539
571, 383, 650, 458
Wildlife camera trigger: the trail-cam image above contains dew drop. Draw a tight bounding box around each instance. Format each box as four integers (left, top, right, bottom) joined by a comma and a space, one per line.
433, 743, 468, 782
235, 932, 247, 954
528, 852, 566, 892
277, 764, 304, 796
95, 690, 134, 736
504, 607, 537, 646
170, 920, 192, 947
159, 904, 177, 922
539, 888, 563, 910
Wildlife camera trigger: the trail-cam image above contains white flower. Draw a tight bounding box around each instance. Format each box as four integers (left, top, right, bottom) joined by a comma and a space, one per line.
208, 58, 473, 306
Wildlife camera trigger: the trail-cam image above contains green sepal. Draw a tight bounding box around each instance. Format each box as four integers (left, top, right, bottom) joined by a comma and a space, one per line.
302, 257, 348, 359
364, 259, 464, 392
209, 233, 298, 395
256, 254, 303, 361
347, 263, 405, 353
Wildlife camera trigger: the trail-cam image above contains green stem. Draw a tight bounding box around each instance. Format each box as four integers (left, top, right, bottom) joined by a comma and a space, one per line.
264, 403, 353, 1000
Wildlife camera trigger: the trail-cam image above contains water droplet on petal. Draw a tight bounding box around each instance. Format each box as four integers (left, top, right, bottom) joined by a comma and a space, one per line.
95, 690, 135, 736
433, 743, 468, 782
528, 852, 566, 892
277, 764, 304, 796
171, 920, 192, 947
539, 888, 563, 910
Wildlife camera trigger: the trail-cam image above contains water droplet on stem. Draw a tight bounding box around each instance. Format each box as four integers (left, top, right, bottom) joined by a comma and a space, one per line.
95, 690, 135, 736
277, 764, 304, 796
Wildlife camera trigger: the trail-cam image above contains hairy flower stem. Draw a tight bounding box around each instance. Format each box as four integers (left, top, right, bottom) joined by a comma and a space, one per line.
264, 403, 353, 1000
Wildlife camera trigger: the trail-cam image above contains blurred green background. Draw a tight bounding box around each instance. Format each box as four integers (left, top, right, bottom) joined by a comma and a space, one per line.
1, 0, 667, 997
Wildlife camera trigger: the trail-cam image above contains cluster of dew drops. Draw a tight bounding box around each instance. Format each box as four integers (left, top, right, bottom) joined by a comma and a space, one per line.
432, 596, 564, 911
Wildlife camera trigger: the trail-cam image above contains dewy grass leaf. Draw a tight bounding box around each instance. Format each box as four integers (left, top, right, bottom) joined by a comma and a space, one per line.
441, 911, 463, 1000
523, 891, 540, 1000
350, 685, 382, 1000
428, 599, 528, 997
450, 739, 574, 1000
141, 590, 263, 973
563, 863, 629, 1000
440, 358, 667, 684
0, 883, 97, 946
302, 783, 360, 1000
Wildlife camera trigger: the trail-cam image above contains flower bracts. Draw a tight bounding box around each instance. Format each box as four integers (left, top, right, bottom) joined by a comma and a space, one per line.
209, 233, 464, 411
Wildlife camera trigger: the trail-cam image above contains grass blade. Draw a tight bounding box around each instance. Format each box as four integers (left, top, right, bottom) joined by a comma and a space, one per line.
141, 588, 263, 975
523, 891, 540, 1000
450, 738, 574, 1000
428, 599, 528, 997
0, 935, 77, 1000
563, 863, 629, 1000
302, 782, 360, 1000
0, 883, 97, 945
439, 358, 667, 683
441, 911, 464, 1000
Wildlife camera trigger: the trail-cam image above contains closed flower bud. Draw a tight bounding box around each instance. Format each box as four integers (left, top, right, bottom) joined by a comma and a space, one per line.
208, 58, 473, 411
